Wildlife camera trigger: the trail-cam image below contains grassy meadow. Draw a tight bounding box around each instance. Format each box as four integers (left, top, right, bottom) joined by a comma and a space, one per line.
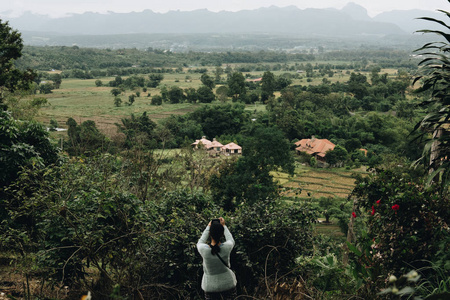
37, 64, 403, 133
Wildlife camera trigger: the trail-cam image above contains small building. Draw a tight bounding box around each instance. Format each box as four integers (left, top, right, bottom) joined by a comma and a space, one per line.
208, 138, 224, 152
222, 142, 242, 156
192, 137, 242, 156
295, 136, 335, 162
191, 136, 212, 149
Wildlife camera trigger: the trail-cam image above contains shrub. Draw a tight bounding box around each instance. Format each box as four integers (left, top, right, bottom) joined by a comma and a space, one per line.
114, 96, 122, 107
351, 169, 450, 276
230, 199, 317, 294
151, 95, 163, 105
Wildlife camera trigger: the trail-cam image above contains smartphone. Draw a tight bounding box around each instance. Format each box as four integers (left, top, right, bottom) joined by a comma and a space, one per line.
211, 218, 220, 225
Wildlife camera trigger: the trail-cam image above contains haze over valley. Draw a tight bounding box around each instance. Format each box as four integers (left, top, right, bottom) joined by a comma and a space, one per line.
0, 2, 443, 50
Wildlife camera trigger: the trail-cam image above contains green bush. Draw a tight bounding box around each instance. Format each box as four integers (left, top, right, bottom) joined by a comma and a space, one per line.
351, 168, 450, 276
230, 199, 316, 294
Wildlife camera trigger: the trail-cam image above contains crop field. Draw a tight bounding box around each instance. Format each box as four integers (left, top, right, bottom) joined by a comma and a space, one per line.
273, 165, 365, 201
272, 165, 366, 238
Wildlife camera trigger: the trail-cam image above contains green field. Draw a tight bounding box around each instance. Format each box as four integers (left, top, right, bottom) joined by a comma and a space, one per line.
273, 164, 365, 201
39, 77, 204, 133
37, 62, 404, 134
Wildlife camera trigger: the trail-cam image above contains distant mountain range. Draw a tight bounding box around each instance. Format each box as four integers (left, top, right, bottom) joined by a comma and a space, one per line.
2, 3, 443, 35
0, 2, 444, 49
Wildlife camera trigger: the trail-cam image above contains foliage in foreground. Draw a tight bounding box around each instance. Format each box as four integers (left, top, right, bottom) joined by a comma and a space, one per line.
1, 154, 316, 299
413, 4, 450, 193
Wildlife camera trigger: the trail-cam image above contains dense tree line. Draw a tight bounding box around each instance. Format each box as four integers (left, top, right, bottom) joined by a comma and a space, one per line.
16, 46, 314, 73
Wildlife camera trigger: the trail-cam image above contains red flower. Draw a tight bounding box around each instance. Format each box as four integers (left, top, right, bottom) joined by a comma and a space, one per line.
352, 212, 357, 218
376, 199, 381, 205
371, 206, 375, 216
392, 204, 400, 213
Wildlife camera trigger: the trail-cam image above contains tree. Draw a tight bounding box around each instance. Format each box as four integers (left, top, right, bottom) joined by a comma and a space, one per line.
49, 119, 58, 131
128, 94, 136, 105
0, 19, 35, 107
394, 100, 415, 120
325, 145, 348, 167
344, 138, 362, 153
114, 96, 122, 107
227, 72, 246, 101
0, 110, 58, 189
95, 79, 103, 87
197, 85, 215, 103
215, 86, 229, 102
160, 115, 203, 148
151, 95, 163, 106
318, 197, 342, 223
160, 86, 169, 101
347, 72, 369, 100
51, 73, 62, 89
214, 66, 223, 83
185, 87, 198, 103
148, 74, 164, 88
243, 126, 295, 174
275, 76, 292, 91
168, 86, 184, 104
111, 88, 122, 97
65, 118, 109, 156
209, 126, 294, 210
188, 103, 249, 138
39, 82, 53, 94
261, 71, 276, 101
200, 73, 215, 90
116, 112, 157, 148
109, 75, 123, 87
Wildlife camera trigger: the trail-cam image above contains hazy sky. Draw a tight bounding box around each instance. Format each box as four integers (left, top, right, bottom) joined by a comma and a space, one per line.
2, 0, 449, 18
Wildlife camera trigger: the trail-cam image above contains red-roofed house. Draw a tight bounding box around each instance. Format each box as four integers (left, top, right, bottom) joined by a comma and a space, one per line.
295, 136, 335, 162
222, 142, 242, 156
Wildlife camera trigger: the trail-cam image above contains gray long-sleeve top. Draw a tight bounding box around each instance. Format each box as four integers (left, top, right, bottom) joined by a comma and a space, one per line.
197, 225, 237, 292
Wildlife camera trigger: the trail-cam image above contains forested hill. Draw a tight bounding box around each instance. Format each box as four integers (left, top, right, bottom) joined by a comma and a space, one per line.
3, 4, 406, 36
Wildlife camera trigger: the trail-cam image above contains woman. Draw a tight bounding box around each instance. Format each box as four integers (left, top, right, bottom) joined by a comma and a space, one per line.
197, 217, 237, 300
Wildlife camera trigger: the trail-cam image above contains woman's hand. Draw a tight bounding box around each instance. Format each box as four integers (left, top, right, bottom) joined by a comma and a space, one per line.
208, 220, 212, 227
219, 217, 225, 226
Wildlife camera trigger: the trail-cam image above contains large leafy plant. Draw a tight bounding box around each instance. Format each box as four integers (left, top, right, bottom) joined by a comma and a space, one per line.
413, 3, 450, 192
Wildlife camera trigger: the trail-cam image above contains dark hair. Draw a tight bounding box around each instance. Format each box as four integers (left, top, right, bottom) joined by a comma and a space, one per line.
210, 222, 224, 255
